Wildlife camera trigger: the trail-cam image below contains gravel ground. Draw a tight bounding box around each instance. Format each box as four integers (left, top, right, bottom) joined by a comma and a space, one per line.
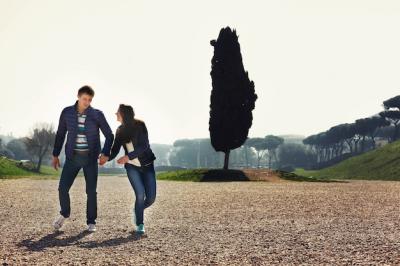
0, 176, 399, 265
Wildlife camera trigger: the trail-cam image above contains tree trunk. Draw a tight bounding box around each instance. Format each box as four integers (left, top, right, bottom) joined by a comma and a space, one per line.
354, 137, 360, 154
345, 139, 353, 154
244, 146, 249, 167
392, 123, 399, 142
268, 153, 272, 169
223, 150, 230, 170
371, 136, 376, 149
339, 142, 344, 156
197, 141, 201, 168
361, 136, 366, 152
36, 156, 42, 172
272, 150, 278, 167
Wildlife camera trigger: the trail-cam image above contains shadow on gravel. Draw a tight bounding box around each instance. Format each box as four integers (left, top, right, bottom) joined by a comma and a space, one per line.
18, 231, 147, 251
200, 169, 250, 182
79, 232, 147, 249
18, 230, 91, 251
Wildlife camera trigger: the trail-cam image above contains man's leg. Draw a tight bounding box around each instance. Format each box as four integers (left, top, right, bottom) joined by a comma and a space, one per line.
83, 158, 98, 225
58, 157, 81, 218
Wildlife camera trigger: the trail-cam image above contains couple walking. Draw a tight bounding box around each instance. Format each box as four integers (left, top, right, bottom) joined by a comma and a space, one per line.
51, 85, 156, 234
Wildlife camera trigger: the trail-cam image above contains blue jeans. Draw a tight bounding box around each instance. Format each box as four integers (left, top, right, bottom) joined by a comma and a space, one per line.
125, 162, 157, 226
58, 153, 98, 225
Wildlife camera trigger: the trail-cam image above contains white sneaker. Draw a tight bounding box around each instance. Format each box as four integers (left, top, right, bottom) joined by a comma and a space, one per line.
87, 224, 97, 232
53, 215, 67, 230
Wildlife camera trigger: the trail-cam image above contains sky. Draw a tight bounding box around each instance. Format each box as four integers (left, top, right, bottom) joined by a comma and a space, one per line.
1, 0, 400, 145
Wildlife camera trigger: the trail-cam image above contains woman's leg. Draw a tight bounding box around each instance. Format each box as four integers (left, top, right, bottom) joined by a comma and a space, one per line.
125, 164, 146, 226
142, 163, 157, 209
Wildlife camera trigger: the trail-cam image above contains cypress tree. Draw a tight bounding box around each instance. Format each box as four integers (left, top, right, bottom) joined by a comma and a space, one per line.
209, 27, 257, 170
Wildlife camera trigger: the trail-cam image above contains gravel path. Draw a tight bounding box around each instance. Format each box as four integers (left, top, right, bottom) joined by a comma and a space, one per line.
0, 176, 399, 265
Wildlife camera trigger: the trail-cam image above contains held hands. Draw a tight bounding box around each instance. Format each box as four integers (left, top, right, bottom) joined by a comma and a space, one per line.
98, 154, 128, 165
117, 155, 129, 165
52, 156, 60, 170
98, 154, 109, 166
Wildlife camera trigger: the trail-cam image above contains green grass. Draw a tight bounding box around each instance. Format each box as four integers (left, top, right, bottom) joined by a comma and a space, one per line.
294, 139, 400, 181
0, 157, 58, 179
38, 165, 59, 175
294, 168, 320, 178
276, 170, 342, 182
0, 157, 33, 177
157, 169, 209, 181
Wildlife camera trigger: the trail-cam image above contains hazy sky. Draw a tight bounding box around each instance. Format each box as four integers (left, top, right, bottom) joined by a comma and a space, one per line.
1, 0, 400, 145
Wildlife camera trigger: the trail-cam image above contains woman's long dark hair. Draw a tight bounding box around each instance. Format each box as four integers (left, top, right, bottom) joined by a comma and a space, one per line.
117, 104, 142, 144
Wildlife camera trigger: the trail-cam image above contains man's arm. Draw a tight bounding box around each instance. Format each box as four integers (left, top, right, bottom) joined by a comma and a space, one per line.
127, 123, 150, 160
97, 110, 114, 157
108, 133, 122, 161
52, 109, 67, 157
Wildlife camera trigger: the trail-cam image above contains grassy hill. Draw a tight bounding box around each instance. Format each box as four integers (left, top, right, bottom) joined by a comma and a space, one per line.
295, 139, 400, 181
0, 157, 58, 179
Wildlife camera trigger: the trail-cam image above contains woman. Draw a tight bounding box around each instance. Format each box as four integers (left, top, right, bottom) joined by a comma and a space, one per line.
108, 104, 157, 234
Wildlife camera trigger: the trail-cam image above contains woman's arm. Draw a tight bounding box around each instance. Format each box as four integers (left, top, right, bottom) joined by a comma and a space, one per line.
127, 123, 150, 160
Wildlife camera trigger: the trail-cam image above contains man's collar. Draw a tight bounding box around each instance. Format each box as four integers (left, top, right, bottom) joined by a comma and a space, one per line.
74, 100, 92, 114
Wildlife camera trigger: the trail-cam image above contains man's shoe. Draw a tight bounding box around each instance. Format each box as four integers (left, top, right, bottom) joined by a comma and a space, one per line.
87, 224, 97, 232
53, 215, 67, 230
136, 223, 145, 234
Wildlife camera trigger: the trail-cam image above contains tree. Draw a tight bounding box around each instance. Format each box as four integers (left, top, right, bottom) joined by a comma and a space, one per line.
246, 138, 268, 168
169, 138, 223, 168
277, 143, 316, 169
0, 137, 14, 158
170, 139, 197, 168
341, 123, 356, 154
264, 135, 284, 168
357, 116, 390, 150
6, 138, 30, 160
379, 95, 400, 142
209, 27, 257, 170
242, 139, 255, 167
151, 144, 173, 166
24, 123, 55, 172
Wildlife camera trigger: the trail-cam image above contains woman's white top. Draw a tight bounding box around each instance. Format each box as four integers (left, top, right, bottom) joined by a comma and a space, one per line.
125, 141, 141, 167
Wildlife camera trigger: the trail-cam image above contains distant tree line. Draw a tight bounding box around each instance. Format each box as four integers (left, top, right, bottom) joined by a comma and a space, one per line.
159, 136, 315, 171
303, 95, 400, 169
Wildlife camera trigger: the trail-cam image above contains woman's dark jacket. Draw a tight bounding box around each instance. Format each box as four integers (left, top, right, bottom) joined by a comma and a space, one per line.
108, 121, 156, 166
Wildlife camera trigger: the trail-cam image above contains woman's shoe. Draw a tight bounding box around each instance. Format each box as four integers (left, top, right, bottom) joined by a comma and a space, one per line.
136, 224, 145, 234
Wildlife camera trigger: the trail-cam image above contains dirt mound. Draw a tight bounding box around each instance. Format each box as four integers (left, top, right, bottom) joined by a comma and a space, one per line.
242, 168, 288, 182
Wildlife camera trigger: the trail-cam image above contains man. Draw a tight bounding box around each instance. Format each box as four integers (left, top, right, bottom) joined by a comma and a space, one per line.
52, 85, 113, 232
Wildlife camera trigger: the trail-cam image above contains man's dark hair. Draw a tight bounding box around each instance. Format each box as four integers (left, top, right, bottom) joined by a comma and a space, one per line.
78, 85, 95, 97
